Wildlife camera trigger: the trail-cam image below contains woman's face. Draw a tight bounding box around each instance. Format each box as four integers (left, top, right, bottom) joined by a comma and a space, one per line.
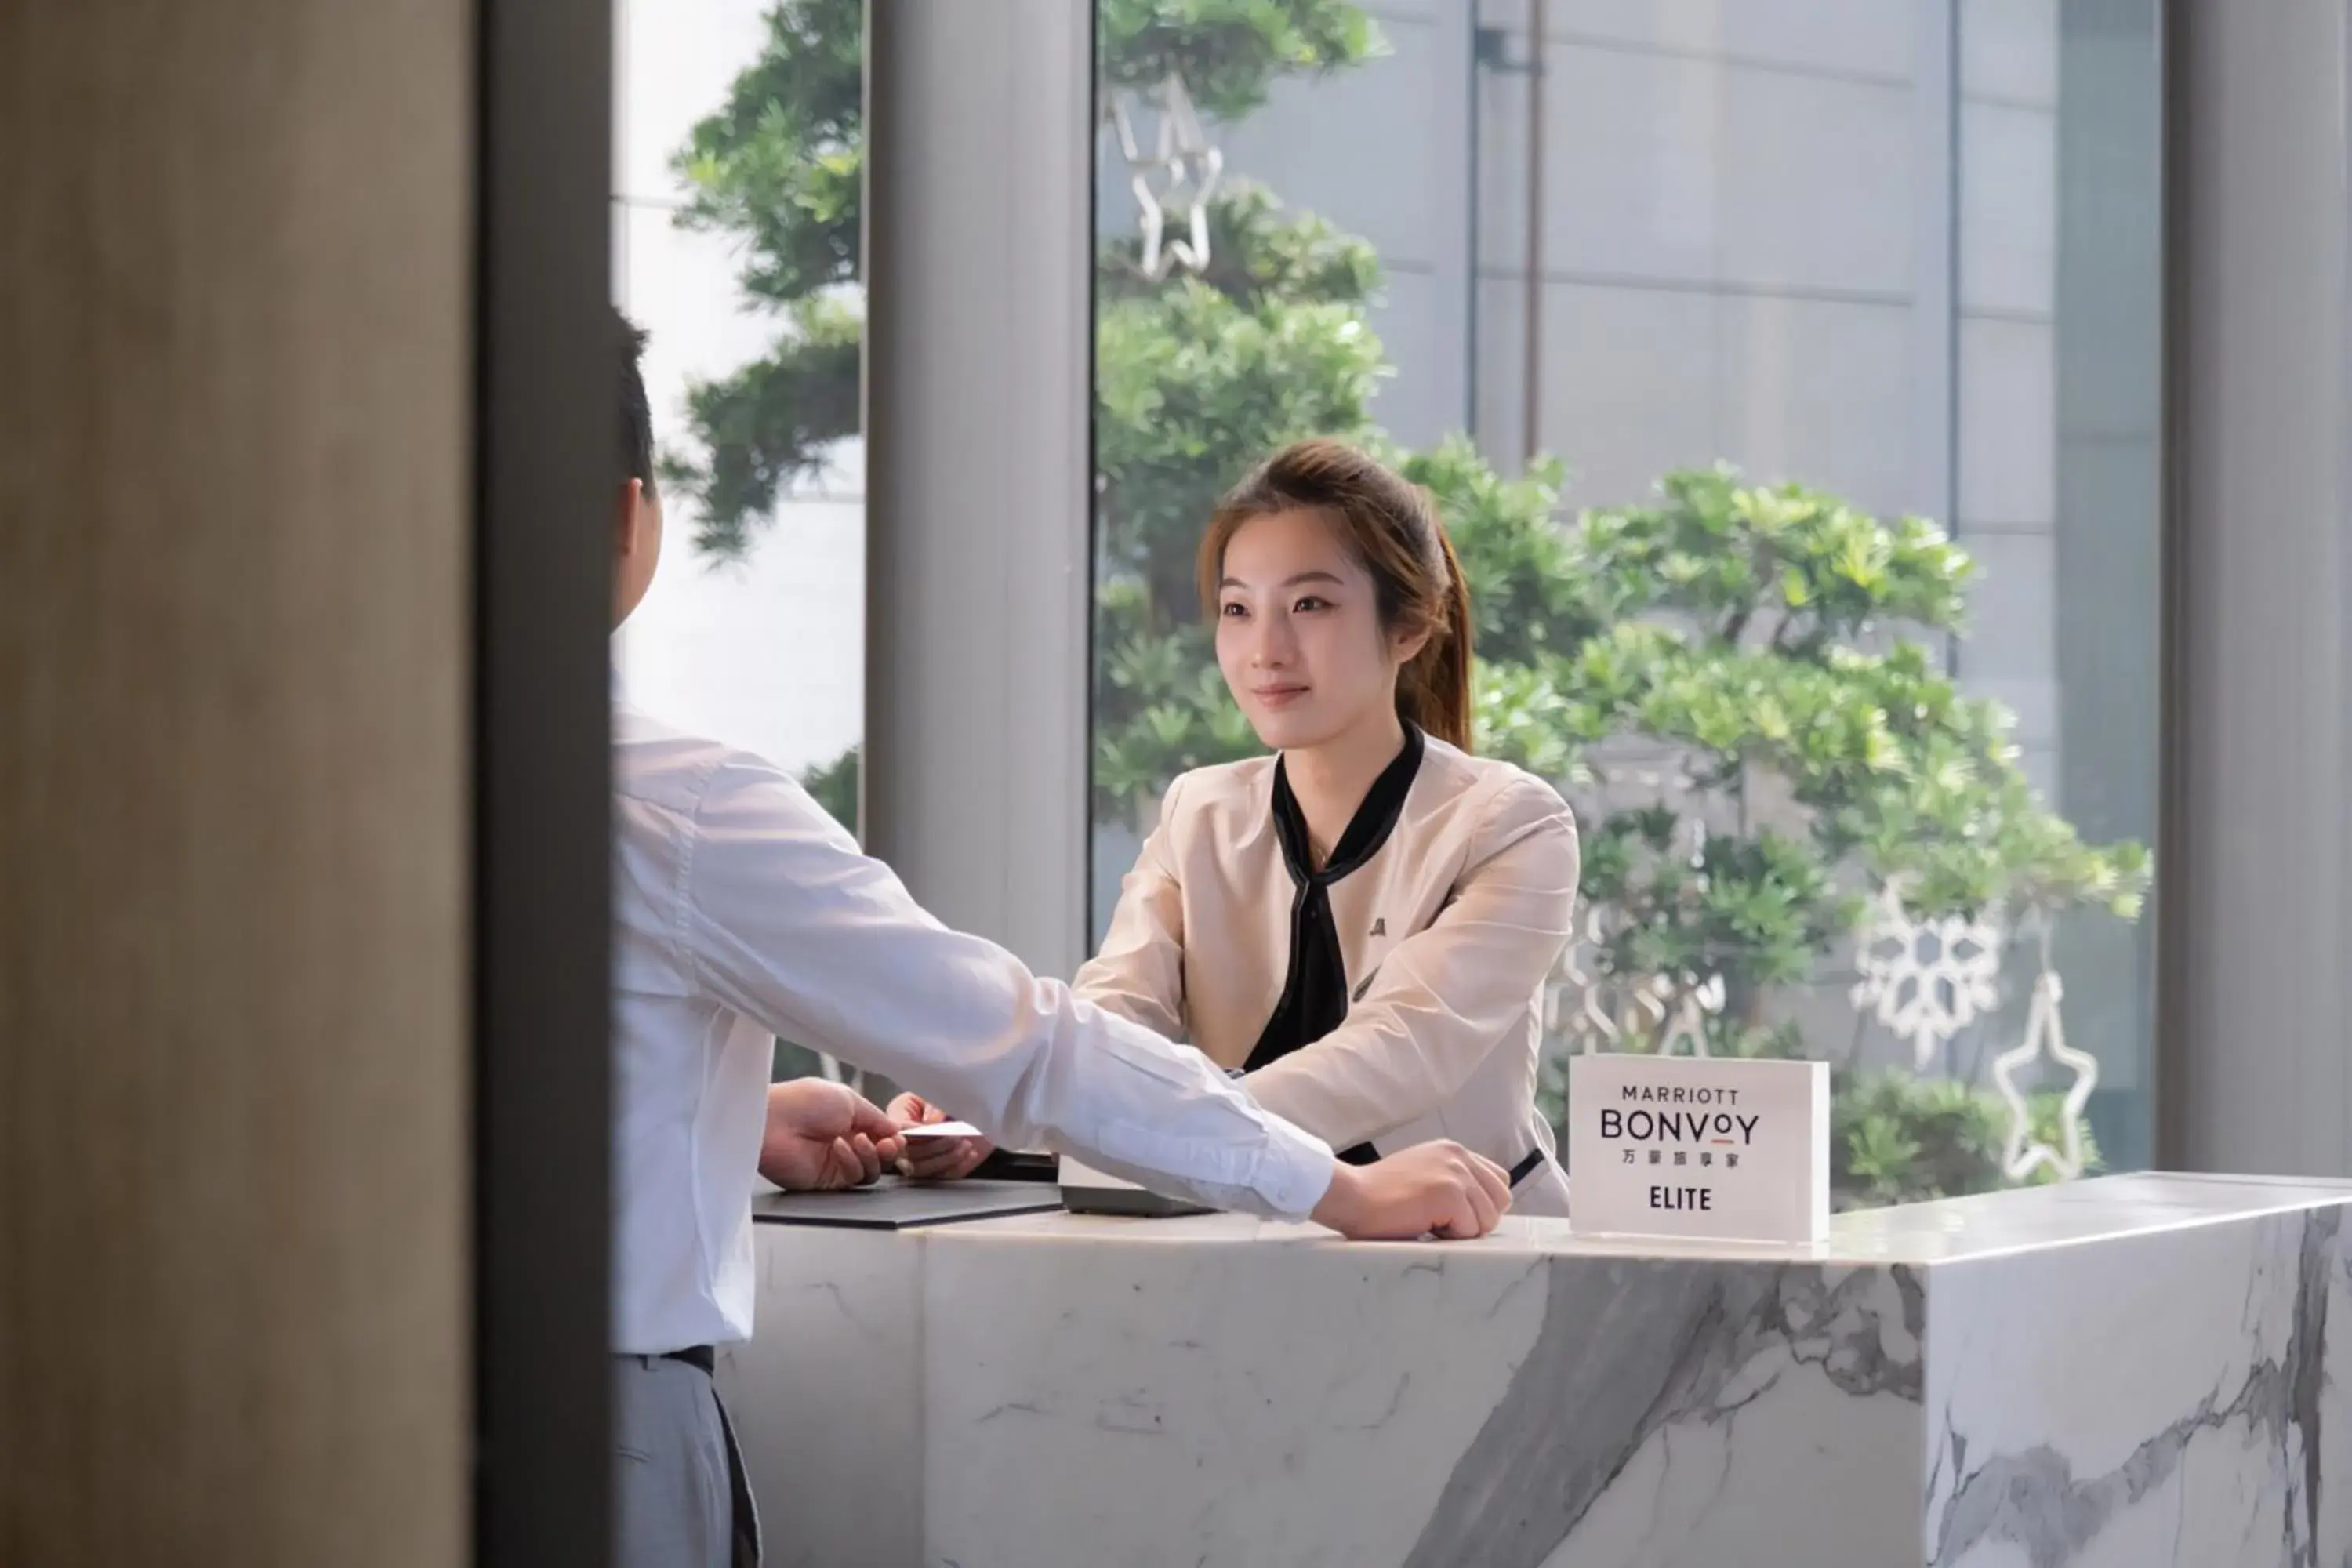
1214, 508, 1422, 753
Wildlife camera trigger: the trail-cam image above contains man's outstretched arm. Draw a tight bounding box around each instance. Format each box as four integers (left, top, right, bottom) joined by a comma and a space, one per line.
656, 754, 1509, 1236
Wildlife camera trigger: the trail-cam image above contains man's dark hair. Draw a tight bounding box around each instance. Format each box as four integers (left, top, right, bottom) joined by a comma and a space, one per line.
616, 305, 656, 499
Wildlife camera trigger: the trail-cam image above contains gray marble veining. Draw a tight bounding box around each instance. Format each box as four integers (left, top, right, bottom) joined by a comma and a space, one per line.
729, 1173, 2352, 1567
1919, 1203, 2350, 1568
1404, 1261, 1924, 1566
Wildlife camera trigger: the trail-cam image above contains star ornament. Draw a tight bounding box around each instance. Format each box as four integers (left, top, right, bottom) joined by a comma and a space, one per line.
1112, 74, 1223, 281
1991, 969, 2098, 1181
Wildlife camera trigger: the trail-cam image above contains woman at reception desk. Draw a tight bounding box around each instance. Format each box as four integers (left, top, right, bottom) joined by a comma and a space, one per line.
898, 440, 1577, 1214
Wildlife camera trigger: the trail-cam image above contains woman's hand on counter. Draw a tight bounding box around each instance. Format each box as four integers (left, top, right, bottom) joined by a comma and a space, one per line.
1310, 1142, 1512, 1240
760, 1080, 907, 1192
886, 1091, 995, 1182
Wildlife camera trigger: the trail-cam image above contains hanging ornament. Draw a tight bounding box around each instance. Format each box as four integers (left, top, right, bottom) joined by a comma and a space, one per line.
1108, 73, 1222, 280
1646, 973, 1727, 1058
1990, 924, 2098, 1181
1849, 882, 2003, 1070
1552, 906, 1724, 1058
1553, 905, 1622, 1054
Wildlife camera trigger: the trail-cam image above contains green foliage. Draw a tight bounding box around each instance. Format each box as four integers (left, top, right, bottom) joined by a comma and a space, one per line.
662, 0, 1381, 543
1096, 0, 1382, 120
1831, 1070, 2099, 1210
670, 2, 863, 308
660, 295, 862, 561
800, 743, 859, 837
1098, 181, 1382, 310
1404, 446, 1601, 665
674, 0, 2150, 1200
1582, 811, 1860, 994
1095, 251, 1389, 617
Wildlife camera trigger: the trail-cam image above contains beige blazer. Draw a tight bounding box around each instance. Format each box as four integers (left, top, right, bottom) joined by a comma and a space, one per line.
1074, 732, 1578, 1217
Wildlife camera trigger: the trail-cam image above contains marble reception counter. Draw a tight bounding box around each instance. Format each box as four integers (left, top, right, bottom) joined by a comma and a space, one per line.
718, 1172, 2352, 1567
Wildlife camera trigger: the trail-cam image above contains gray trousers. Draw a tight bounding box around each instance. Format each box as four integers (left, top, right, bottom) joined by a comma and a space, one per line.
613, 1354, 762, 1568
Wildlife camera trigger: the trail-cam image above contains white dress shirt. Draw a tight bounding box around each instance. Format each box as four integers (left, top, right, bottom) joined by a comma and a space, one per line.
611, 701, 1336, 1354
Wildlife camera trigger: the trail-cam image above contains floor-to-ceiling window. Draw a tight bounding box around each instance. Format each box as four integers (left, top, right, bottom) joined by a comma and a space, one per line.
613, 0, 869, 1082
612, 0, 865, 817
1087, 0, 2161, 1210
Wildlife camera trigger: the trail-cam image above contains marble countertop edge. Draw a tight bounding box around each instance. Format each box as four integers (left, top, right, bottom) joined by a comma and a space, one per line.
915, 1171, 2352, 1269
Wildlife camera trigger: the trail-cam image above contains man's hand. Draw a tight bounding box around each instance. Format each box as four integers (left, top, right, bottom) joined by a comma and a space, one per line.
760, 1080, 907, 1192
884, 1091, 993, 1182
1308, 1142, 1512, 1240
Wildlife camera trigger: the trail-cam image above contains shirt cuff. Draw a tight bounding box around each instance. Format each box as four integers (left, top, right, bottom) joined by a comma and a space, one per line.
1251, 1112, 1337, 1221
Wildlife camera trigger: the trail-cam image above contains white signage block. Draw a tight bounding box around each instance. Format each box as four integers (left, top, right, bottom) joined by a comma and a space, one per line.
1567, 1054, 1829, 1245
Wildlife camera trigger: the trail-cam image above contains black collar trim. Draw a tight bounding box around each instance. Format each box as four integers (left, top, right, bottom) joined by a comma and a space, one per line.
1269, 724, 1425, 890
1242, 724, 1427, 1127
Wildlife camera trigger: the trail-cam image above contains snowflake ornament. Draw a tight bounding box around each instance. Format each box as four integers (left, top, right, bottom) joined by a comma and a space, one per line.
1849, 883, 2003, 1070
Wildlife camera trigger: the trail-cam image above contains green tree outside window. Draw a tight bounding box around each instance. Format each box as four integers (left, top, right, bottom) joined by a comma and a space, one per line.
666, 0, 2149, 1209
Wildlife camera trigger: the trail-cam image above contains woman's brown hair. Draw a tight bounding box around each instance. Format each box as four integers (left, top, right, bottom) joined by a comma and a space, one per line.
1196, 438, 1475, 750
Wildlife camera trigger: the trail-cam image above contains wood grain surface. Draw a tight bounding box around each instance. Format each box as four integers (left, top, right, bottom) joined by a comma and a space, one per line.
0, 2, 472, 1563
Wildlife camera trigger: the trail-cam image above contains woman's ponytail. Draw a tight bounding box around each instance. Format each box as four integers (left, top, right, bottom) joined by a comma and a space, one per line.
1396, 521, 1474, 750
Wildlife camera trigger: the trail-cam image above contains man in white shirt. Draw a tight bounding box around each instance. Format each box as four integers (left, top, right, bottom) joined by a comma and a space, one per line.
606, 309, 1512, 1566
